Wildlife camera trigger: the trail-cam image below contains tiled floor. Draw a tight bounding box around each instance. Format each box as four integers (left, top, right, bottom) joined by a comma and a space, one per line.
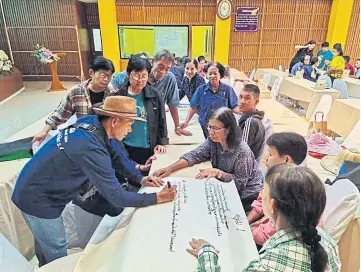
0, 81, 78, 142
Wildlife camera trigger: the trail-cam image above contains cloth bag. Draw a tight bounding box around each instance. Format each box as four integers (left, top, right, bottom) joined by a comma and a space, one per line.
308, 111, 332, 136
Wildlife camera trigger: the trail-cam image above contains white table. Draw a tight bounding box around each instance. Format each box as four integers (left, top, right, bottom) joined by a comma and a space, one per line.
278, 77, 340, 120
343, 77, 360, 99
255, 68, 286, 87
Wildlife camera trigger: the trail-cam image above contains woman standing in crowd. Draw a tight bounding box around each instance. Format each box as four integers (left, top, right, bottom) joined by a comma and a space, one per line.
289, 40, 316, 73
179, 58, 206, 102
154, 108, 264, 212
180, 62, 239, 138
114, 55, 168, 167
198, 56, 207, 78
188, 164, 341, 272
325, 43, 345, 82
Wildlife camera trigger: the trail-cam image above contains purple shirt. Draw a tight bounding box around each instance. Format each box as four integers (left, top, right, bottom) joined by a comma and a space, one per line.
181, 139, 264, 199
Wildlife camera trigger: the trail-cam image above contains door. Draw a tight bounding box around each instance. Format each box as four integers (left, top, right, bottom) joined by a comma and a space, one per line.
191, 26, 214, 61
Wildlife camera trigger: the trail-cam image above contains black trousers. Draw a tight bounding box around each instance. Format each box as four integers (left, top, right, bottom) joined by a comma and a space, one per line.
241, 192, 259, 213
124, 144, 153, 165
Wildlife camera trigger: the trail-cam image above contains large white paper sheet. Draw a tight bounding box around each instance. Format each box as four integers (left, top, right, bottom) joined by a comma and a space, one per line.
75, 178, 258, 272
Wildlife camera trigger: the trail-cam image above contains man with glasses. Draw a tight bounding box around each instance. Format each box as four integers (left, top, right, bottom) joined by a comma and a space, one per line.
32, 56, 117, 144
111, 49, 192, 136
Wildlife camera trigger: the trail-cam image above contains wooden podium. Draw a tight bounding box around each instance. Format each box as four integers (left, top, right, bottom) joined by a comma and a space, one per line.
49, 52, 66, 92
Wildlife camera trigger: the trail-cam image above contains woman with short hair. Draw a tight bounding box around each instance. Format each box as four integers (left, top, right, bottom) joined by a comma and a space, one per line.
180, 62, 239, 138
114, 55, 168, 167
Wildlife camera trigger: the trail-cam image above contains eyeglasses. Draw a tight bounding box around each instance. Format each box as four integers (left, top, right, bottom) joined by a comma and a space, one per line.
96, 71, 113, 80
207, 125, 225, 133
130, 73, 148, 81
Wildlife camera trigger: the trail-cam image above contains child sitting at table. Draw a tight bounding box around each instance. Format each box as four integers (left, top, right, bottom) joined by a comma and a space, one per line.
247, 132, 308, 248
237, 84, 265, 161
188, 164, 341, 272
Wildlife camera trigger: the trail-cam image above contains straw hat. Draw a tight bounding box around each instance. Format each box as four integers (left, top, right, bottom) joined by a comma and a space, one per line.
305, 133, 343, 156
93, 96, 146, 122
321, 148, 360, 175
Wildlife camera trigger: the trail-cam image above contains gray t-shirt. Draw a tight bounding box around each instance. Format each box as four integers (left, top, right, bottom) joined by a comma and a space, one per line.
152, 72, 180, 108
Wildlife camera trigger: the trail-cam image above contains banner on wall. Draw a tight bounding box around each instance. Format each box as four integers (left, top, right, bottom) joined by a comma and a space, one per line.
235, 7, 259, 32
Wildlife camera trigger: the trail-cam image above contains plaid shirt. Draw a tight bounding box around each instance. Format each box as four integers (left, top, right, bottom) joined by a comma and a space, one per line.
197, 227, 341, 272
46, 79, 117, 129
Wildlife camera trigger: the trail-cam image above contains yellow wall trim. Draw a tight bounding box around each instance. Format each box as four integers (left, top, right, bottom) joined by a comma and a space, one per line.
214, 0, 231, 64
98, 0, 120, 72
327, 0, 354, 47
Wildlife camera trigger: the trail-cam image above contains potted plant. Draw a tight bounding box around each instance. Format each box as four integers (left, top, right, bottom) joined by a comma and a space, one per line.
0, 50, 23, 103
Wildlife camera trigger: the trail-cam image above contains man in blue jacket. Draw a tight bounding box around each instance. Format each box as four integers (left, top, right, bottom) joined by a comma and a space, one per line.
12, 96, 177, 267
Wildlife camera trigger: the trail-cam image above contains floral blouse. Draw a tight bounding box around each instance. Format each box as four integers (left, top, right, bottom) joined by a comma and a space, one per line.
179, 73, 206, 102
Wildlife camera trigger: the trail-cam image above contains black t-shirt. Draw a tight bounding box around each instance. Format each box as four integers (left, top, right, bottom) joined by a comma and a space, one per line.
90, 90, 105, 105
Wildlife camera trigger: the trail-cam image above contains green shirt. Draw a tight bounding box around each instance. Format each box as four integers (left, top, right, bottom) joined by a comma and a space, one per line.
124, 92, 149, 148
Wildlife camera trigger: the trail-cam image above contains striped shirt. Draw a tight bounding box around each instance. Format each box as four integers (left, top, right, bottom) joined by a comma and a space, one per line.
46, 79, 116, 129
197, 227, 341, 272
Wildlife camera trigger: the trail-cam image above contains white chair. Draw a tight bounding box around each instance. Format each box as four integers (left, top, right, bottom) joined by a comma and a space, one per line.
270, 76, 283, 100
317, 75, 332, 89
249, 69, 256, 81
323, 179, 359, 243
309, 94, 333, 122
342, 120, 360, 150
263, 72, 271, 86
278, 65, 283, 72
333, 79, 349, 99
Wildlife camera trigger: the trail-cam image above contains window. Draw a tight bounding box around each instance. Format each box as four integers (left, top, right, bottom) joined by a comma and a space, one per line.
118, 26, 188, 58
92, 29, 102, 52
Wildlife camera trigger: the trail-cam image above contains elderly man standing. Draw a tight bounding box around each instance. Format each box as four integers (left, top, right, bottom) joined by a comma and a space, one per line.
12, 96, 177, 267
111, 49, 192, 136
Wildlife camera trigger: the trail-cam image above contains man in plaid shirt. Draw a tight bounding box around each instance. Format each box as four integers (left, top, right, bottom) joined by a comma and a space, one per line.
32, 56, 117, 144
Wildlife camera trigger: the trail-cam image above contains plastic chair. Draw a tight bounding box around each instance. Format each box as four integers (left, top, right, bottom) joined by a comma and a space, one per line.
333, 79, 349, 99
309, 94, 333, 122
278, 65, 283, 72
323, 179, 359, 243
271, 76, 283, 100
317, 75, 332, 89
249, 69, 256, 81
343, 120, 360, 150
263, 72, 271, 86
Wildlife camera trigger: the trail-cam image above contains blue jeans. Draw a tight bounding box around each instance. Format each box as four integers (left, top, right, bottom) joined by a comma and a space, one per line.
22, 212, 68, 267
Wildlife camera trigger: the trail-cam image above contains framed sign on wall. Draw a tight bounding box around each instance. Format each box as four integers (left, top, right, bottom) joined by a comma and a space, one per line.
234, 7, 259, 32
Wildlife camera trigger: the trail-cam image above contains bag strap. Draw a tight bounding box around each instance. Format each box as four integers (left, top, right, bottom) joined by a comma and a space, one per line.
314, 111, 324, 122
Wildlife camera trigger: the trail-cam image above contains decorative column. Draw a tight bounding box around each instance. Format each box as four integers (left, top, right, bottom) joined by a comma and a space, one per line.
98, 0, 121, 72
326, 0, 354, 47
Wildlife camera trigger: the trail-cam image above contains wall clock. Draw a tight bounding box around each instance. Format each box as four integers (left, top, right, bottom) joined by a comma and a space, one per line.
217, 0, 232, 20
